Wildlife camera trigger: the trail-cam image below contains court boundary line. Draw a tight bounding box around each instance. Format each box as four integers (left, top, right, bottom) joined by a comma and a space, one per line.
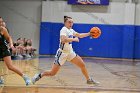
2, 85, 140, 92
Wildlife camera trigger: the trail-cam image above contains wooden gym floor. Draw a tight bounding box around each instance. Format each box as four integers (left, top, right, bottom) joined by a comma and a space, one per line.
0, 56, 140, 93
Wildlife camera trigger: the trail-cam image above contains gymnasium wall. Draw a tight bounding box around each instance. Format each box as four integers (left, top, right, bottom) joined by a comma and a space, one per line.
0, 0, 41, 53
40, 1, 140, 59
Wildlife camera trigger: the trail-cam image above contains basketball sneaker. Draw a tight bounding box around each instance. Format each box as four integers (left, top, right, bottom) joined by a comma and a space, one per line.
87, 78, 99, 85
32, 73, 41, 84
0, 76, 4, 85
23, 74, 31, 86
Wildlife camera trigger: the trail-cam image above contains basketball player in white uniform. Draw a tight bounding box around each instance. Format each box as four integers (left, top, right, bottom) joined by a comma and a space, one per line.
32, 16, 99, 84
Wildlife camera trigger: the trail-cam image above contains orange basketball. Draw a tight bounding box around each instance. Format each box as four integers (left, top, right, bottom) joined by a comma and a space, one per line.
90, 27, 101, 38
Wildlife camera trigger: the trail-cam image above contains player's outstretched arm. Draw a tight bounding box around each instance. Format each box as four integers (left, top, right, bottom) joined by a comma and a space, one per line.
74, 32, 90, 38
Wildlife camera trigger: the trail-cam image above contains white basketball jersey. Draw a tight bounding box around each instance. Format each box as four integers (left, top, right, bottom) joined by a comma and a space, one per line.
59, 26, 77, 52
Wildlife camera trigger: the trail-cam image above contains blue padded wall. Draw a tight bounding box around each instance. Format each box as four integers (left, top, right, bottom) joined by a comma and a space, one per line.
39, 22, 140, 59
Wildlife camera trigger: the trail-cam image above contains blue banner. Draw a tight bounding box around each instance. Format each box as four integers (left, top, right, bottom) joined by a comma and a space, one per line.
68, 0, 109, 5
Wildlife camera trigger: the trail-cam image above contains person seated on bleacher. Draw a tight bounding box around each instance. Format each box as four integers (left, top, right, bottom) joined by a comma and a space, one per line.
25, 39, 36, 57
15, 38, 26, 58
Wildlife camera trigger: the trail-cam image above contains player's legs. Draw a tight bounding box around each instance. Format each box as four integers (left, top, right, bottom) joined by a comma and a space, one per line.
70, 54, 99, 84
70, 55, 89, 80
32, 50, 67, 84
3, 56, 23, 76
41, 63, 60, 77
3, 56, 31, 85
32, 63, 61, 84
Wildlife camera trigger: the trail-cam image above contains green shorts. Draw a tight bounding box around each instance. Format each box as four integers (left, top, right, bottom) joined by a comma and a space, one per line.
0, 48, 11, 58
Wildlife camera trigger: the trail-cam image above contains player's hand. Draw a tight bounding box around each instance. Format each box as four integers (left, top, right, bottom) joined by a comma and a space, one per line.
9, 43, 14, 49
73, 37, 79, 42
88, 32, 90, 36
